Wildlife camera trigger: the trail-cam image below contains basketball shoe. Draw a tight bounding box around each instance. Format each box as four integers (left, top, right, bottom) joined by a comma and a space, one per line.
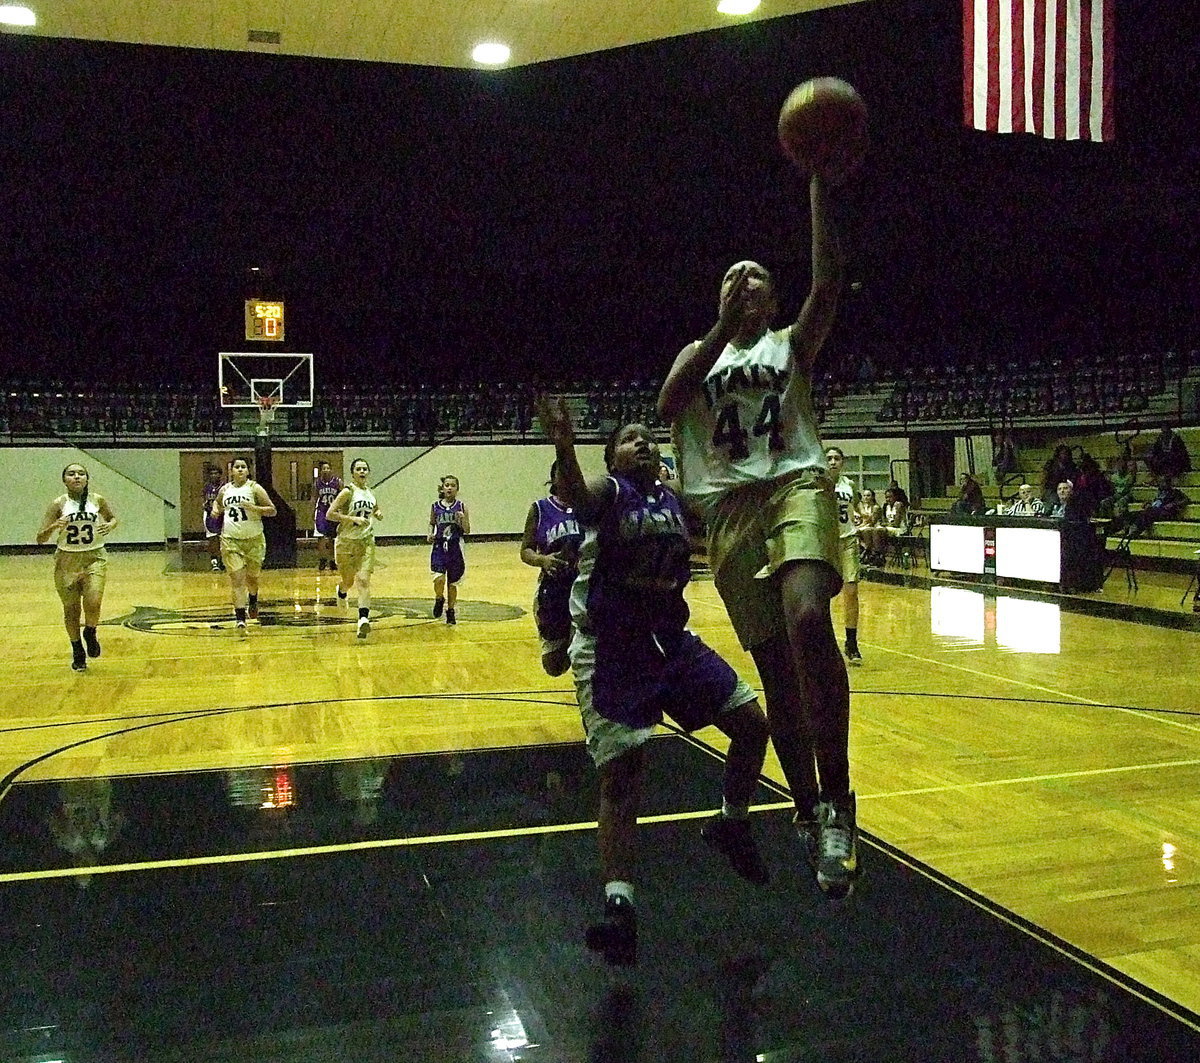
701, 814, 770, 886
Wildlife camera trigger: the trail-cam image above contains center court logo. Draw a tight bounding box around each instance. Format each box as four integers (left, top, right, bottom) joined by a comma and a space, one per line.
111, 597, 525, 635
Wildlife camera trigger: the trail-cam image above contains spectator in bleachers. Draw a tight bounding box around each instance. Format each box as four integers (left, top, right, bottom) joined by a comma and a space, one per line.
1041, 445, 1079, 511
1071, 453, 1112, 519
1146, 427, 1191, 484
1119, 476, 1189, 538
1003, 483, 1045, 517
1096, 453, 1137, 524
1049, 481, 1087, 523
949, 476, 987, 517
990, 431, 1018, 486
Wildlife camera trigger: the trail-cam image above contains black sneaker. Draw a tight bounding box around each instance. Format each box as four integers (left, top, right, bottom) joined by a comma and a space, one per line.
71, 644, 87, 672
82, 627, 101, 658
701, 814, 770, 886
337, 588, 348, 605
845, 643, 862, 665
210, 558, 221, 572
585, 895, 637, 967
432, 596, 445, 618
815, 793, 860, 900
445, 608, 456, 626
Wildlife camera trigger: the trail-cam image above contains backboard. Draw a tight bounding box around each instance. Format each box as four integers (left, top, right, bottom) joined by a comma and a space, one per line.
218, 352, 314, 408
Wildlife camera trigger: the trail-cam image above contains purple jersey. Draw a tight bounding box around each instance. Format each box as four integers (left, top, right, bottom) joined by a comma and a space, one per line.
203, 480, 223, 535
533, 496, 582, 581
533, 496, 583, 641
430, 499, 466, 549
569, 474, 692, 638
430, 498, 467, 581
314, 475, 342, 535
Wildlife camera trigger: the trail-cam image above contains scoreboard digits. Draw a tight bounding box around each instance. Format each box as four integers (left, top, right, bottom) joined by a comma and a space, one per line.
245, 300, 285, 342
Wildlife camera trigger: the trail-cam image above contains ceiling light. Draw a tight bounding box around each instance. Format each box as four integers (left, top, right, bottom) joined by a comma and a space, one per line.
718, 0, 762, 15
0, 5, 36, 26
472, 42, 510, 66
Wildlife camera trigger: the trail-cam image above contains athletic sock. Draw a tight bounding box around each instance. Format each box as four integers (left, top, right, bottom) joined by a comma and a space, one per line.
721, 799, 749, 820
359, 607, 369, 619
605, 881, 635, 903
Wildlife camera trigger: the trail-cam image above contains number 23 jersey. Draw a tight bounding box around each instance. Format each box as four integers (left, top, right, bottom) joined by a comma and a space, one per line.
56, 497, 107, 551
672, 328, 826, 518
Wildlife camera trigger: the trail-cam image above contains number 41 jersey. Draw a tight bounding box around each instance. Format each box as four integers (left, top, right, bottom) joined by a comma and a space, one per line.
672, 328, 827, 519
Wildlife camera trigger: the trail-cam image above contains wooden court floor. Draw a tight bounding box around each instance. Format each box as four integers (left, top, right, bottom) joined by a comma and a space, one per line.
2, 540, 1198, 1021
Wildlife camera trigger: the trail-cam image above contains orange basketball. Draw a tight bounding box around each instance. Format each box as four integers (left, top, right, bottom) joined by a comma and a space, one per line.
777, 77, 867, 180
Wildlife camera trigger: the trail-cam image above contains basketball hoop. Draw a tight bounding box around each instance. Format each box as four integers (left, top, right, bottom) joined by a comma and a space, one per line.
256, 395, 279, 428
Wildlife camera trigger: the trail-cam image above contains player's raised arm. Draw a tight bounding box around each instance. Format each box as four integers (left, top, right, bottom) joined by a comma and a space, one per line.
535, 395, 614, 523
787, 173, 843, 377
657, 268, 755, 424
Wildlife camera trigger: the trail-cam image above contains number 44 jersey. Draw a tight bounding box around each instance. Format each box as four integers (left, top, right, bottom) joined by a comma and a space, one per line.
671, 329, 827, 519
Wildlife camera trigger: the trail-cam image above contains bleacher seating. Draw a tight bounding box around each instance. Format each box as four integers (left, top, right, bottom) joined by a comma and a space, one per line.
0, 347, 1196, 445
918, 429, 1200, 570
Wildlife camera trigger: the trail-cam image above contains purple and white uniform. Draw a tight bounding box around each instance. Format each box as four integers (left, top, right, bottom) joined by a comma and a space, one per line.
569, 474, 756, 766
314, 475, 342, 537
203, 479, 223, 538
430, 498, 467, 584
532, 495, 583, 643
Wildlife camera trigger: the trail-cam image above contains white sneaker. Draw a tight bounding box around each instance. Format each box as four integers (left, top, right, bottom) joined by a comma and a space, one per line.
236, 620, 248, 638
357, 617, 370, 639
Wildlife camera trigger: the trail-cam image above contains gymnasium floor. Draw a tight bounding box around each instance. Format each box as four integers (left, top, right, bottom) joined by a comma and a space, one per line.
1, 542, 1198, 1062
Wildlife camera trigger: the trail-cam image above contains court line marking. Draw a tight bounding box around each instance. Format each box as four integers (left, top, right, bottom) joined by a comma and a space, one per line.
0, 803, 791, 883
2, 794, 1196, 1037
865, 833, 1200, 1036
676, 728, 1200, 1035
867, 641, 1200, 737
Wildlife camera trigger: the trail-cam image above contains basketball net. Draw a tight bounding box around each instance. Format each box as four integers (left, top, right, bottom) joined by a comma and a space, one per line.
256, 396, 279, 433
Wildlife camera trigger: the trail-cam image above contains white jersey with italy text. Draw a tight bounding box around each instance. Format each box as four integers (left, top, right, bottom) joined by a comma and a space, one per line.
219, 481, 265, 540
672, 328, 827, 518
337, 486, 378, 542
55, 496, 108, 552
833, 475, 858, 539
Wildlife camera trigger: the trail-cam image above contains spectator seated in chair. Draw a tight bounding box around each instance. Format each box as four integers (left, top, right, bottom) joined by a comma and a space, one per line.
1117, 476, 1189, 539
949, 476, 988, 517
1041, 445, 1079, 512
1145, 427, 1191, 485
1003, 483, 1046, 517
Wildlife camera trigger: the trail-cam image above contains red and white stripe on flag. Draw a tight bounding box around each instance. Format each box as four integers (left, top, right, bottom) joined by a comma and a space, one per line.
964, 0, 1115, 141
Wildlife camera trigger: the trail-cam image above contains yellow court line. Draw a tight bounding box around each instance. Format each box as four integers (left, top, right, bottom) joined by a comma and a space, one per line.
0, 802, 792, 883
866, 641, 1200, 737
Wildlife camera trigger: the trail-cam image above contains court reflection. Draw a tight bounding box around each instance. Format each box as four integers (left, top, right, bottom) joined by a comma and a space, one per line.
930, 587, 1061, 655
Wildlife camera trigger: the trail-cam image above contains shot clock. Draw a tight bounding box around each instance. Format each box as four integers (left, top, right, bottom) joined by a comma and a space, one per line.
244, 299, 285, 342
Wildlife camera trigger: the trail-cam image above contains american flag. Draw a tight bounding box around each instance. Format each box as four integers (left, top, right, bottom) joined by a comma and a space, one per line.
964, 0, 1115, 141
